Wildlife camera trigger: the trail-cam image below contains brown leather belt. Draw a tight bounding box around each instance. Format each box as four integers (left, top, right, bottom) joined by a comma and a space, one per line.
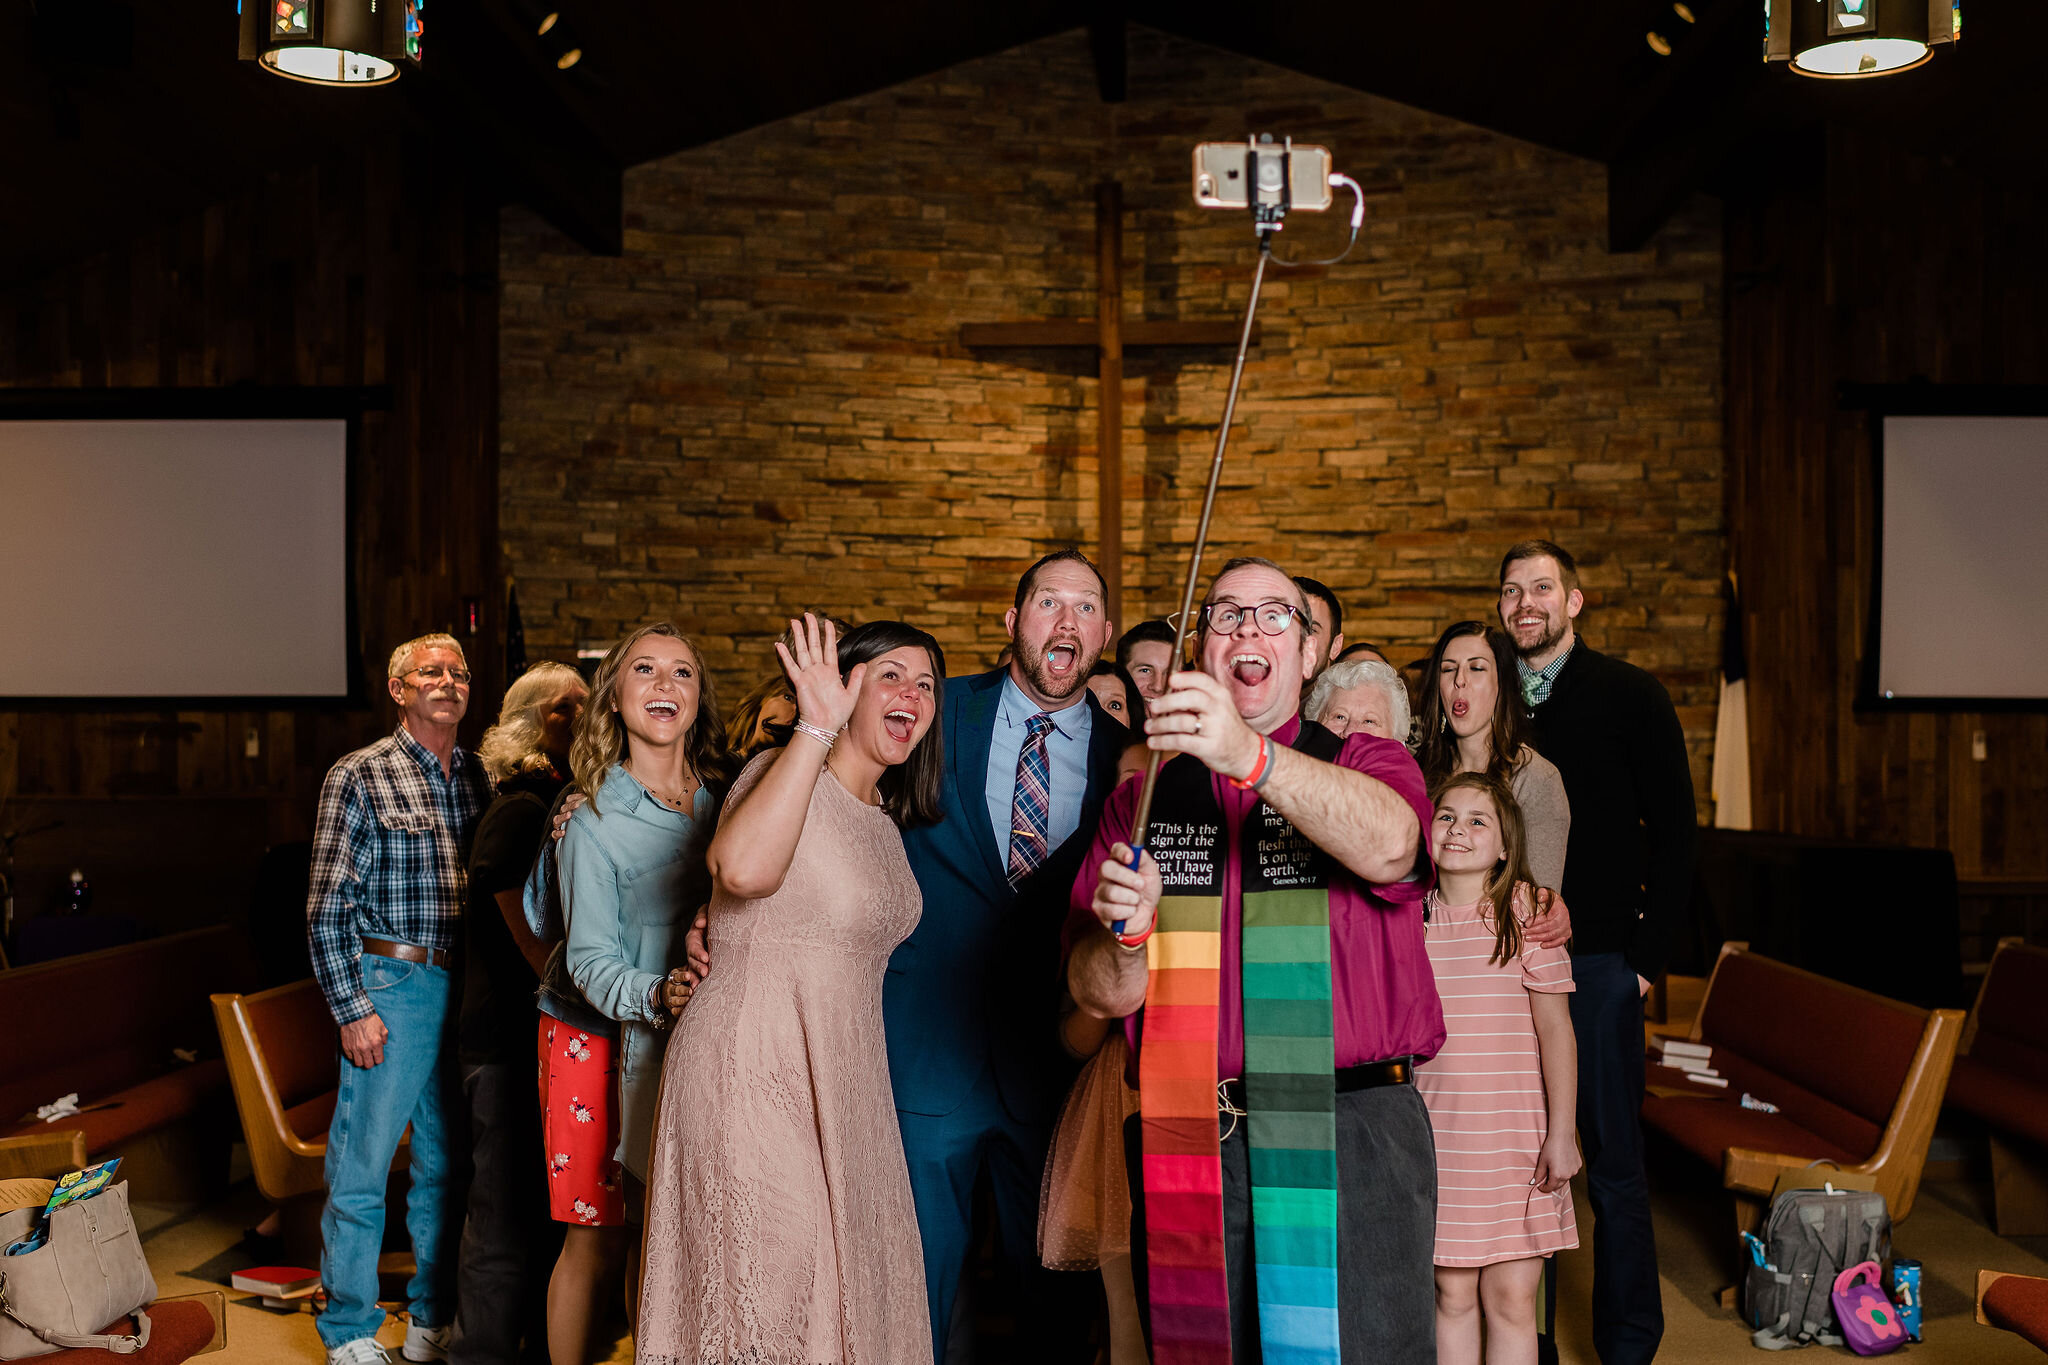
1221, 1057, 1413, 1112
362, 938, 451, 969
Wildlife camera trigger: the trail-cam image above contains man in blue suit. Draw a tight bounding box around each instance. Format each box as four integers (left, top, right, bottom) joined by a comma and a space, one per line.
891, 548, 1129, 1362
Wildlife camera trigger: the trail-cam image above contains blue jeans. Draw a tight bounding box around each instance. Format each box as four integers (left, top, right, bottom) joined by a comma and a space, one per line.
318, 951, 458, 1349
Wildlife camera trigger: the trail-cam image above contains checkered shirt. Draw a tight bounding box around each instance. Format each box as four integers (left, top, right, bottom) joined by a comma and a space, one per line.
306, 724, 491, 1026
1517, 640, 1577, 709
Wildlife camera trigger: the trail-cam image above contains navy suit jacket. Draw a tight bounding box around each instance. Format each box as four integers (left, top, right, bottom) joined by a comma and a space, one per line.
887, 667, 1129, 1125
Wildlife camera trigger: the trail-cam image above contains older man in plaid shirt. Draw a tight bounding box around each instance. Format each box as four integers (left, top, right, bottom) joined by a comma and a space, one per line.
307, 633, 491, 1365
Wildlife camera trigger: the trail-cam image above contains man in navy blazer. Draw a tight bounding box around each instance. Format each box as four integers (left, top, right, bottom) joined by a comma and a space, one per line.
891, 549, 1129, 1362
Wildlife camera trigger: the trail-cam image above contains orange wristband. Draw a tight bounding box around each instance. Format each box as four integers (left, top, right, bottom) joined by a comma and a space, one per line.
1115, 921, 1156, 951
1227, 734, 1273, 791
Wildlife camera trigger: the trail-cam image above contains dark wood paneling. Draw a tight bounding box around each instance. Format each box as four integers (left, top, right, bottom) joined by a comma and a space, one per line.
1728, 128, 2048, 879
0, 142, 501, 933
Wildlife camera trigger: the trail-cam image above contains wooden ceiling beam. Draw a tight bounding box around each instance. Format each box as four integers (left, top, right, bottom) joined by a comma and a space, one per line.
405, 8, 624, 255
1090, 10, 1127, 103
1600, 8, 1764, 252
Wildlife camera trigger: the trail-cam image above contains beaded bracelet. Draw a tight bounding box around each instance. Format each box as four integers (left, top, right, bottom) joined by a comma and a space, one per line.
791, 719, 839, 750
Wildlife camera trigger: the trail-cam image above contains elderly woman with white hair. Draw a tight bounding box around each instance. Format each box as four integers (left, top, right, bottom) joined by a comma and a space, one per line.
1304, 655, 1413, 743
455, 660, 585, 1364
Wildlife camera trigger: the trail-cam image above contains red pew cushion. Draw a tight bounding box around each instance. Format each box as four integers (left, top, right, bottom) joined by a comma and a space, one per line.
1947, 1056, 2048, 1150
1984, 1274, 2048, 1353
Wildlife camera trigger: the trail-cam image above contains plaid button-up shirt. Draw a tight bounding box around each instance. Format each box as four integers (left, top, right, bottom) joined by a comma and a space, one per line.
1517, 639, 1577, 709
306, 723, 491, 1026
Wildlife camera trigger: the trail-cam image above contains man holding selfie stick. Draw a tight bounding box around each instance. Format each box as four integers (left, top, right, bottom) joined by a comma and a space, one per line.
1067, 558, 1442, 1363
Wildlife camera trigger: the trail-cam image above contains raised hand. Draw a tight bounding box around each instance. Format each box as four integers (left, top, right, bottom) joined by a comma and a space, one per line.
775, 612, 866, 738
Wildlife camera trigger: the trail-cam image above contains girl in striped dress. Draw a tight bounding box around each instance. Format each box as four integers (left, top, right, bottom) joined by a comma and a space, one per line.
1416, 771, 1581, 1365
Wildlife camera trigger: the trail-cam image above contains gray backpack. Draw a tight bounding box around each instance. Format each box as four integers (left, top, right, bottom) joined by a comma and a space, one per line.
1745, 1183, 1891, 1350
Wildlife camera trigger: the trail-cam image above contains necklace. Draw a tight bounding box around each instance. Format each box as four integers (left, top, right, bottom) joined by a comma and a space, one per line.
639, 770, 699, 811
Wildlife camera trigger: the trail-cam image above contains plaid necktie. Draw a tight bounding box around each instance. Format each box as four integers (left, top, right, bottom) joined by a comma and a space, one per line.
1006, 713, 1057, 885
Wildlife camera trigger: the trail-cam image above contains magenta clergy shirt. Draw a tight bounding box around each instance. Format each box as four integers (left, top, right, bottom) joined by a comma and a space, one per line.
1068, 716, 1445, 1075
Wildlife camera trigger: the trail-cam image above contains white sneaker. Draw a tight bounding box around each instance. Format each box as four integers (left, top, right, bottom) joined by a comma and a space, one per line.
326, 1340, 392, 1365
401, 1321, 453, 1363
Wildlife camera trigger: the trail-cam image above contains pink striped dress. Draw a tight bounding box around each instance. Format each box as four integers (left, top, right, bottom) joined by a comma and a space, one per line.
1414, 893, 1580, 1268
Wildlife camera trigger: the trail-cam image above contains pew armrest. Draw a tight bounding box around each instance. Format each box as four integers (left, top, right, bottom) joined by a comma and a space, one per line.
0, 1130, 88, 1181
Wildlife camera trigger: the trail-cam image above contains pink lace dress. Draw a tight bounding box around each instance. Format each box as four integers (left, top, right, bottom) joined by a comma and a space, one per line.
636, 754, 931, 1365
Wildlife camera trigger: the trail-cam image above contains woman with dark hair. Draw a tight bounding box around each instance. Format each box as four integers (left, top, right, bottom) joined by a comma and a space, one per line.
637, 613, 944, 1365
724, 671, 797, 760
537, 622, 735, 1365
1086, 657, 1142, 726
1416, 623, 1570, 908
1416, 622, 1577, 1365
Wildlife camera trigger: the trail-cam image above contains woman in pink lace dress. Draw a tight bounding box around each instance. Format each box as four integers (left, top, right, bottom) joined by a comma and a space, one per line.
637, 615, 944, 1365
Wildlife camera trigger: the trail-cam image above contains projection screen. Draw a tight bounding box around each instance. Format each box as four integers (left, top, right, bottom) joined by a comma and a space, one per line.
0, 418, 350, 699
1875, 414, 2048, 704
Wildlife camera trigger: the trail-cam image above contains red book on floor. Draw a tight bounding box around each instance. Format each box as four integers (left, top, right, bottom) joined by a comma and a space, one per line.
230, 1266, 320, 1296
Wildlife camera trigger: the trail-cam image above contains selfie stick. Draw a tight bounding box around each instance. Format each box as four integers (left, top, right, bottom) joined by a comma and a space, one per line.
1113, 234, 1274, 933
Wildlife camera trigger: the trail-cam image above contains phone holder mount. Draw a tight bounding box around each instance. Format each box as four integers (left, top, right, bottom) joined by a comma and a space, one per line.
1246, 133, 1295, 242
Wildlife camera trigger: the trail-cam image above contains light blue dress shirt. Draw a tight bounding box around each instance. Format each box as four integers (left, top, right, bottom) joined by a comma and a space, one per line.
984, 672, 1093, 861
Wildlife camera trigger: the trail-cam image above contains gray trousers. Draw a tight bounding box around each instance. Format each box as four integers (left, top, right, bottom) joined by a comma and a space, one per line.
1125, 1082, 1439, 1363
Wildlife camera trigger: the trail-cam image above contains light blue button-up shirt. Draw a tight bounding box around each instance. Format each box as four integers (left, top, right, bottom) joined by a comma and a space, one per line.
984, 672, 1093, 861
556, 763, 713, 1178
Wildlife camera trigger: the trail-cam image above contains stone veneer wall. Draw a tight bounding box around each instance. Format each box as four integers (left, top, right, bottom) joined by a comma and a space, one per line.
500, 25, 1724, 800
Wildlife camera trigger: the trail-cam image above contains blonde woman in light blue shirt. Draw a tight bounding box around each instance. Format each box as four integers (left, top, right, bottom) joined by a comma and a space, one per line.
541, 621, 735, 1365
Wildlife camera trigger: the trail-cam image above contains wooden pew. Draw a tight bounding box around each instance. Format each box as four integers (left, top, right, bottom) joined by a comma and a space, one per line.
1641, 942, 1963, 1234
0, 927, 252, 1204
1947, 939, 2048, 1235
210, 980, 408, 1258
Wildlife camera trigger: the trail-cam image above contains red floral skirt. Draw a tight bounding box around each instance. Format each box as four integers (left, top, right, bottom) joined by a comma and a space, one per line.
538, 1016, 625, 1226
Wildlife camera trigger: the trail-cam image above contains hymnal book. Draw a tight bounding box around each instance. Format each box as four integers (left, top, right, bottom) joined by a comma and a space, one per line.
232, 1267, 320, 1297
1656, 1055, 1719, 1076
1652, 1038, 1712, 1061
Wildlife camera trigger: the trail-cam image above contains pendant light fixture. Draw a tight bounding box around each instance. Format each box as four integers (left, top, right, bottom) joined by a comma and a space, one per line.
239, 0, 423, 86
1764, 0, 1959, 78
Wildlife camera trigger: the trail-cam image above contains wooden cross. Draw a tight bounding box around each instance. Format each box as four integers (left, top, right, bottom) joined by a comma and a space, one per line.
960, 181, 1257, 625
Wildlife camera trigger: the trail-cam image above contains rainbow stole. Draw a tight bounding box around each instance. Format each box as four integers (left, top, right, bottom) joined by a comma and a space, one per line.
1137, 724, 1342, 1364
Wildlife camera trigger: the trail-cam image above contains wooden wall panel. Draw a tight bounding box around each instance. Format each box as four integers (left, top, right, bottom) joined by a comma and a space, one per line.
0, 142, 502, 939
1728, 128, 2048, 880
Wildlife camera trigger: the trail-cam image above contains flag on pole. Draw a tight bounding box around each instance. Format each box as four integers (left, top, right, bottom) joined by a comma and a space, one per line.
1711, 571, 1752, 830
505, 582, 528, 681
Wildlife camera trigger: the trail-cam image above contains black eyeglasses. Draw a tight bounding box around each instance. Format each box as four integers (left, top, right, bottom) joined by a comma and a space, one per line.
1168, 601, 1306, 637
405, 665, 473, 687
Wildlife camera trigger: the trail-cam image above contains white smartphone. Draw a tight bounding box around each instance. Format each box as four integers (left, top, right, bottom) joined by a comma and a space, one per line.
1192, 139, 1333, 213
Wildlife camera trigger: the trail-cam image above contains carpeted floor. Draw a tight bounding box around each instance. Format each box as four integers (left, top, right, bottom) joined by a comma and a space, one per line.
138, 967, 2048, 1361
1552, 1155, 2048, 1364
141, 1160, 2048, 1363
